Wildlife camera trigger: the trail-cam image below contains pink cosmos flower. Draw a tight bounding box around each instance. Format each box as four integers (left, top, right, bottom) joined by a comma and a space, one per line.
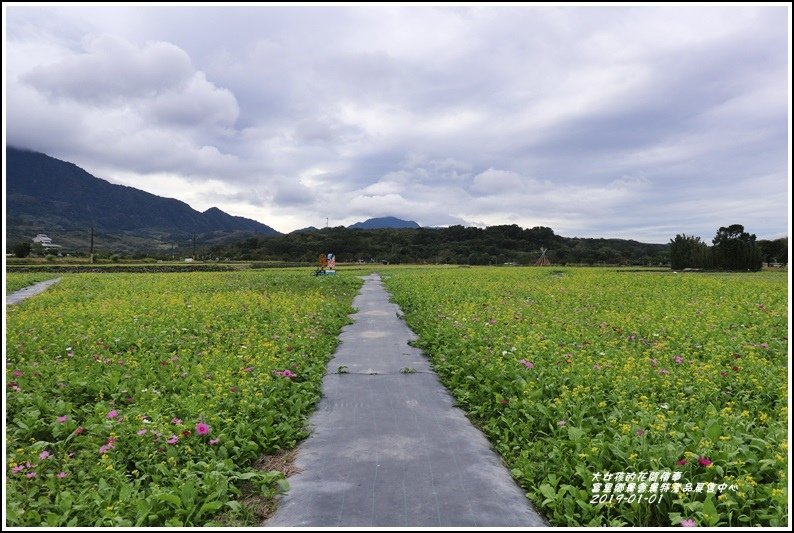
674, 355, 684, 364
659, 368, 670, 375
209, 438, 220, 445
13, 369, 23, 377
166, 435, 179, 445
635, 429, 646, 437
57, 471, 68, 479
171, 417, 183, 425
519, 359, 534, 369
676, 458, 688, 465
557, 420, 567, 427
273, 369, 297, 378
74, 426, 84, 435
195, 422, 211, 435
107, 410, 119, 419
12, 465, 26, 474
698, 456, 712, 467
593, 364, 601, 370
57, 415, 68, 424
137, 429, 148, 436
26, 471, 36, 479
99, 444, 112, 454
39, 450, 50, 460
681, 518, 697, 527
244, 366, 254, 373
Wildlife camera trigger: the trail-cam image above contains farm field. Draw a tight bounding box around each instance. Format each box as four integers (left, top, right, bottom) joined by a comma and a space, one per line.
384, 267, 789, 527
5, 270, 361, 526
6, 273, 60, 294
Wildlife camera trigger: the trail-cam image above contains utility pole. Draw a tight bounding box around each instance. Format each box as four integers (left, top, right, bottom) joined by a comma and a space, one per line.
89, 226, 94, 264
325, 217, 329, 228
192, 233, 197, 260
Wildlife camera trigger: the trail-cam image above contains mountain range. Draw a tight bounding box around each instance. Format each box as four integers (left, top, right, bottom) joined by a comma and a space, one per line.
5, 147, 420, 253
6, 147, 281, 251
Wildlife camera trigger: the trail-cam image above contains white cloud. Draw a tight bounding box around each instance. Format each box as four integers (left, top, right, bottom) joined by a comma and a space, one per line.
23, 35, 194, 102
4, 5, 789, 243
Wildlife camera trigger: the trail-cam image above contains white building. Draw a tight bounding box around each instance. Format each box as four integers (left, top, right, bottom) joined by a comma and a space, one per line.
32, 234, 62, 249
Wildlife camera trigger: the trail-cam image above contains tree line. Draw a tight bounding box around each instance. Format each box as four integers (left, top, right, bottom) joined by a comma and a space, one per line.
204, 225, 669, 266
668, 224, 787, 271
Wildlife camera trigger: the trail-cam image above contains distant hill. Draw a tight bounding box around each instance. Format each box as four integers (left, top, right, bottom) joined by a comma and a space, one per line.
348, 216, 420, 230
6, 147, 280, 251
291, 226, 320, 234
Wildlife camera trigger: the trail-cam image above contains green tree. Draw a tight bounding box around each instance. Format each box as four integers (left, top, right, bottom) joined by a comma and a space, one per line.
758, 237, 788, 266
668, 234, 710, 270
711, 224, 762, 271
11, 242, 32, 258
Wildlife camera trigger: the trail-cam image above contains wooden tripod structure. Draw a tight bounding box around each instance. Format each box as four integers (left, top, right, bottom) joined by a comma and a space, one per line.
535, 247, 551, 266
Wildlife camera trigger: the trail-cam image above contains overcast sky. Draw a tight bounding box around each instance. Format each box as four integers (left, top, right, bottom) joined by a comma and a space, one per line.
3, 4, 790, 242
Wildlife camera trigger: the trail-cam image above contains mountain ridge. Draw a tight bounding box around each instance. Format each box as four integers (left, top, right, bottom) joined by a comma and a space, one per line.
6, 147, 280, 249
348, 216, 420, 229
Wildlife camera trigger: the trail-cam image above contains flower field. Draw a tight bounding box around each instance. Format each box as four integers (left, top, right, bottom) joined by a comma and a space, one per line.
5, 270, 361, 526
384, 267, 788, 527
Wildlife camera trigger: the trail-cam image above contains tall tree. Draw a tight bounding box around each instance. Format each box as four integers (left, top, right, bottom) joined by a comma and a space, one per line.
711, 224, 762, 271
669, 234, 711, 270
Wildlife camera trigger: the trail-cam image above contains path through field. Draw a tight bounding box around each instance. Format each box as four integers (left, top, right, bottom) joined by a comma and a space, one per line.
5, 277, 62, 305
266, 273, 546, 527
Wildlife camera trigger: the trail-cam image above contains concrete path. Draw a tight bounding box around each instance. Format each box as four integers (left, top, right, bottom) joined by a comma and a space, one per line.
266, 273, 546, 527
5, 278, 62, 306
